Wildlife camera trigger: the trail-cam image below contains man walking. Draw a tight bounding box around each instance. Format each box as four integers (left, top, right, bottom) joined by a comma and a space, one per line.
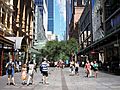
40, 58, 49, 84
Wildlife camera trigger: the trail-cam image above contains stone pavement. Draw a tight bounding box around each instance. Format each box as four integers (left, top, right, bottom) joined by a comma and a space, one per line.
0, 67, 120, 90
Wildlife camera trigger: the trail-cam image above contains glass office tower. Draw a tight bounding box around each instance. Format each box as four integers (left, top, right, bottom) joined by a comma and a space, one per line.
47, 0, 54, 33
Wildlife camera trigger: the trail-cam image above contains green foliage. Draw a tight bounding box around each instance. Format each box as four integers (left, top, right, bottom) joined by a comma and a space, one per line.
39, 38, 78, 62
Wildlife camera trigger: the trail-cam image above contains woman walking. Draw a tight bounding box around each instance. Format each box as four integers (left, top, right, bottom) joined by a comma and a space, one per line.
85, 60, 91, 77
93, 61, 98, 78
21, 64, 27, 85
27, 61, 35, 86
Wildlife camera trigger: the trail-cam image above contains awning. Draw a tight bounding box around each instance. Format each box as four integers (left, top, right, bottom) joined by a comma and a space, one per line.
5, 37, 23, 49
0, 35, 14, 46
29, 48, 40, 54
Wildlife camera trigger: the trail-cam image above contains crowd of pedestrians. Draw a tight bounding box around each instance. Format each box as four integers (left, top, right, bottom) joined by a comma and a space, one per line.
69, 59, 98, 78
5, 57, 50, 86
84, 60, 98, 78
5, 56, 99, 87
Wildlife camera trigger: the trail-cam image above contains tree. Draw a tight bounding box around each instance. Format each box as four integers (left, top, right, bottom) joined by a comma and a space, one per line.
39, 38, 78, 62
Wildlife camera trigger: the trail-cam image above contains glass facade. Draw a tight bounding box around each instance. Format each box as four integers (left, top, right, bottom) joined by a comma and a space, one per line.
35, 0, 43, 17
48, 0, 54, 33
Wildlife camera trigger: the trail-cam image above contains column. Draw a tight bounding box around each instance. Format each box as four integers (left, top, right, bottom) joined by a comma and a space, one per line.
9, 0, 13, 33
5, 12, 8, 28
0, 6, 2, 22
26, 14, 29, 63
16, 0, 20, 36
0, 44, 4, 76
22, 5, 26, 32
30, 15, 33, 47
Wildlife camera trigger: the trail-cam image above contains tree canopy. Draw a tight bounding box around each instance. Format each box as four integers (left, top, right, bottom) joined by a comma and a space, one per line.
39, 38, 78, 62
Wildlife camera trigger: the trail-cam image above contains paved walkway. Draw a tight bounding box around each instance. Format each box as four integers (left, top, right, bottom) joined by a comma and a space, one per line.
0, 67, 120, 90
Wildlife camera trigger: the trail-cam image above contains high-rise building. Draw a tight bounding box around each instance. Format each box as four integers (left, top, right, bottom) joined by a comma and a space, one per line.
34, 5, 46, 42
66, 0, 85, 40
47, 0, 54, 34
68, 0, 84, 42
34, 0, 48, 35
66, 0, 74, 40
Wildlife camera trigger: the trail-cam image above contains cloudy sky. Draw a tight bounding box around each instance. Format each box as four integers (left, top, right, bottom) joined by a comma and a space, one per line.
54, 0, 66, 41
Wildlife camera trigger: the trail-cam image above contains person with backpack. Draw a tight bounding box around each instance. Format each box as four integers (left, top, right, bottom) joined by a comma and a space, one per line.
6, 59, 15, 85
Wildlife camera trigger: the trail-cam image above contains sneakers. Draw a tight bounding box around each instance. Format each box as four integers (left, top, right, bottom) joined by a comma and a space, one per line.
45, 82, 49, 84
13, 83, 16, 86
6, 83, 10, 85
7, 82, 15, 86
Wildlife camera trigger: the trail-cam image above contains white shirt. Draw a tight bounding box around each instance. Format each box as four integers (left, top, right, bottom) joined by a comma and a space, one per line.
28, 64, 35, 74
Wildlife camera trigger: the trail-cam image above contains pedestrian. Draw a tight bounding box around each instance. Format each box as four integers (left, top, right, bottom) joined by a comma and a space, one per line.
21, 64, 27, 85
40, 58, 49, 84
90, 61, 94, 77
6, 59, 16, 85
85, 60, 91, 77
27, 60, 35, 86
75, 61, 79, 75
93, 60, 98, 78
69, 61, 75, 75
34, 63, 37, 72
15, 60, 19, 72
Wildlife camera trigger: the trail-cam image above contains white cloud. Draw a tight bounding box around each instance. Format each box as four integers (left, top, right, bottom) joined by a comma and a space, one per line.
56, 0, 66, 22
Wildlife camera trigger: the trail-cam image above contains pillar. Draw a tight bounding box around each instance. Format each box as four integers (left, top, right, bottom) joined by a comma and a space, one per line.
16, 0, 20, 37
0, 44, 4, 76
5, 13, 8, 28
26, 14, 30, 63
9, 0, 13, 33
22, 5, 26, 32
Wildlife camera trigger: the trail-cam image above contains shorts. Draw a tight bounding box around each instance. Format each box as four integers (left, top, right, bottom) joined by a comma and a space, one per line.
42, 71, 48, 77
75, 67, 78, 72
7, 69, 14, 77
8, 69, 12, 75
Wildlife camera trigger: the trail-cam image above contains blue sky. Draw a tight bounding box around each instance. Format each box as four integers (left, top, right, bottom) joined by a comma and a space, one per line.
54, 0, 66, 41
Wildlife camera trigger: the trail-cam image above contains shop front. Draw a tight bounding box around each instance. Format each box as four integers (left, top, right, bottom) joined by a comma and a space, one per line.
78, 30, 120, 74
0, 35, 14, 76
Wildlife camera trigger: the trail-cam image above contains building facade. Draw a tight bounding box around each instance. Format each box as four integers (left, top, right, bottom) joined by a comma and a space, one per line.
47, 0, 54, 34
66, 0, 74, 40
0, 0, 34, 75
69, 0, 84, 42
78, 0, 120, 73
46, 31, 56, 41
78, 0, 92, 53
102, 0, 120, 73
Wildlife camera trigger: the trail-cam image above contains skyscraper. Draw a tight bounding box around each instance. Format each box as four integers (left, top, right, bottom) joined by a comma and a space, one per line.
34, 0, 48, 36
66, 0, 74, 40
47, 0, 54, 33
